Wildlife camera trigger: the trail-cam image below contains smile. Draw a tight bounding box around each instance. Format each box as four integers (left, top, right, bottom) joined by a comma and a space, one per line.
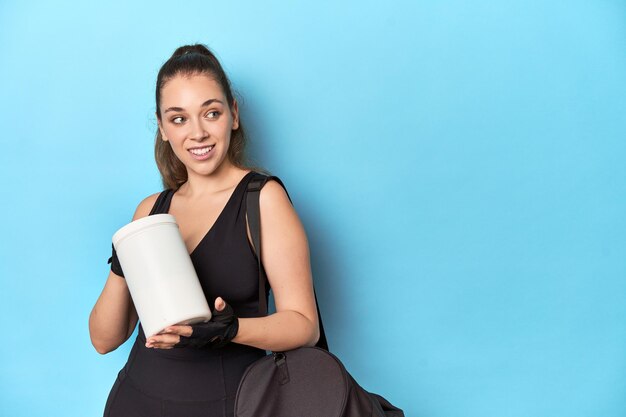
189, 145, 215, 156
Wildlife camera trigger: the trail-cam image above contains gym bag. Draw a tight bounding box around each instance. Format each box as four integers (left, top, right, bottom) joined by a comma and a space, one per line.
234, 173, 404, 417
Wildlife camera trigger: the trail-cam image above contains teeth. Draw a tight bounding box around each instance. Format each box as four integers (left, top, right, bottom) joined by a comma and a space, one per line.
190, 145, 214, 155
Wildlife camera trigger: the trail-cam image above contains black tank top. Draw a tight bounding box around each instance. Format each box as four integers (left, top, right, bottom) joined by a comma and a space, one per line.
117, 170, 275, 404
144, 169, 268, 324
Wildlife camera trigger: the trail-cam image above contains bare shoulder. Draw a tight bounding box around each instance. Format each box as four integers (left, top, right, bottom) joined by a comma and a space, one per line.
258, 178, 304, 235
259, 178, 290, 206
131, 191, 161, 221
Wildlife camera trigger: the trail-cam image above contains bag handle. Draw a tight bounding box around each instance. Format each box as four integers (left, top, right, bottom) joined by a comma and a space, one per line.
246, 173, 329, 351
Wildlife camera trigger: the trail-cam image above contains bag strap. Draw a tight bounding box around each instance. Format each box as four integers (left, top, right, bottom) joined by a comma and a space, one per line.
246, 173, 329, 351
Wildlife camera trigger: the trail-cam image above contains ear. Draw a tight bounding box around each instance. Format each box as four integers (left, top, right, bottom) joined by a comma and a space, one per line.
156, 114, 168, 141
231, 99, 239, 131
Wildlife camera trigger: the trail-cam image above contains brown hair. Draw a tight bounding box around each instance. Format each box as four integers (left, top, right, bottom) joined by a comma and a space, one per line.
154, 44, 263, 190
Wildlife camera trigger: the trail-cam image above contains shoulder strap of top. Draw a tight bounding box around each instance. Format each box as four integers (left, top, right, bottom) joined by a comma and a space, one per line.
149, 189, 174, 215
247, 173, 292, 202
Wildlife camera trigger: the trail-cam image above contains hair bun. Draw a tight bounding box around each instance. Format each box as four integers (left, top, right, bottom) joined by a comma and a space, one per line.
173, 44, 212, 58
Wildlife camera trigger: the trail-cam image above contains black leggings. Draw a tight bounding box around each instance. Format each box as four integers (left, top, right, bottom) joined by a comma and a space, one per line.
103, 335, 265, 417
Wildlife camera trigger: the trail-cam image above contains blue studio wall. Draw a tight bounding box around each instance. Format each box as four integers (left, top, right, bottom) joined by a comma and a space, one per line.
0, 1, 625, 416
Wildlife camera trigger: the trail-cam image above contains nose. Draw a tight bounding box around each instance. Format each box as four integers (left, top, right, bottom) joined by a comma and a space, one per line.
189, 117, 208, 141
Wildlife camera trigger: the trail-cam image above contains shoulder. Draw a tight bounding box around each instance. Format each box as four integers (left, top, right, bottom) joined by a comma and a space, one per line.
258, 177, 291, 209
257, 177, 302, 231
131, 191, 162, 221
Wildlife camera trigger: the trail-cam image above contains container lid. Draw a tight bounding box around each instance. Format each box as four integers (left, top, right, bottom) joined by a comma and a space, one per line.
112, 213, 178, 247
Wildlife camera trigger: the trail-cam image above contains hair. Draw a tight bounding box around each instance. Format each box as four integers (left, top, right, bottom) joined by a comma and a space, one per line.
154, 44, 263, 190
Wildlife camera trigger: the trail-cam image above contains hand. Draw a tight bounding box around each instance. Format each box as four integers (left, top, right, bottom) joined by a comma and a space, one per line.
145, 297, 239, 350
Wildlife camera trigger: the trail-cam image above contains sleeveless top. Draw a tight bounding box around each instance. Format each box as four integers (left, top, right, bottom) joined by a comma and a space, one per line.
108, 170, 277, 404
143, 170, 270, 323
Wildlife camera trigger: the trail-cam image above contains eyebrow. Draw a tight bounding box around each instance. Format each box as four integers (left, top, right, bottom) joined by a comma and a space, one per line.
163, 99, 224, 114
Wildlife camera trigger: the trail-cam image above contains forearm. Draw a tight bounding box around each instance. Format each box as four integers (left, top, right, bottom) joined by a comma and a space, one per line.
89, 274, 135, 353
233, 310, 319, 352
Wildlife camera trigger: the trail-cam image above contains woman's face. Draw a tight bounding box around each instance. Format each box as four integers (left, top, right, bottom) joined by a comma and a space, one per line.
157, 73, 239, 178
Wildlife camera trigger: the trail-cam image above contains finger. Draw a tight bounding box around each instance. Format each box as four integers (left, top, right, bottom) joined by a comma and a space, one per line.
149, 340, 177, 349
146, 334, 181, 347
214, 300, 233, 316
162, 325, 193, 337
150, 341, 177, 350
215, 297, 226, 311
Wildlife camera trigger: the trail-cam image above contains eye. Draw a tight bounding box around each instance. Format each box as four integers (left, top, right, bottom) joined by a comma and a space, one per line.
206, 111, 220, 119
171, 116, 185, 124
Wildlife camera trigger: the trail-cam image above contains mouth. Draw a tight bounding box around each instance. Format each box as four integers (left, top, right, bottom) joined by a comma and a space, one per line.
188, 145, 215, 156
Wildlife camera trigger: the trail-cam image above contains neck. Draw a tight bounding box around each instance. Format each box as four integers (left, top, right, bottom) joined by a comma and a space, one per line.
181, 160, 249, 198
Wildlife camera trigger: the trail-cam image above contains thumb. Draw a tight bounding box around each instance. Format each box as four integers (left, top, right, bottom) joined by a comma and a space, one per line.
214, 297, 226, 311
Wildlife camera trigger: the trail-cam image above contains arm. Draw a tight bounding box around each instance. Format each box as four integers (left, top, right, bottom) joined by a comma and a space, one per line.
234, 180, 320, 351
88, 193, 160, 354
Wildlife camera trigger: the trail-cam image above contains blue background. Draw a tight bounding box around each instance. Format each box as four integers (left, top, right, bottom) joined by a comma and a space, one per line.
1, 1, 625, 416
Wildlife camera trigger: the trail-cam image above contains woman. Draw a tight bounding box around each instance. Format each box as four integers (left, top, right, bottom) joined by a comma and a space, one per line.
89, 44, 320, 417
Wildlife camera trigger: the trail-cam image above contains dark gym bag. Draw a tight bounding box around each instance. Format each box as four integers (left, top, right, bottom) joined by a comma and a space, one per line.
234, 173, 404, 417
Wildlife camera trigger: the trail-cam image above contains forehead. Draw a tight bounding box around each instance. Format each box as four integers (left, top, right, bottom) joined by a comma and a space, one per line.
160, 73, 226, 105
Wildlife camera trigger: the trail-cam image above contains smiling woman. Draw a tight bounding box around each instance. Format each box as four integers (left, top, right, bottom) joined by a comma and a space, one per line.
88, 44, 320, 417
157, 75, 239, 179
152, 47, 249, 191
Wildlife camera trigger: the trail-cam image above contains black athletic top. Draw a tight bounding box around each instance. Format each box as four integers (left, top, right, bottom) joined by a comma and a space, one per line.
103, 171, 277, 416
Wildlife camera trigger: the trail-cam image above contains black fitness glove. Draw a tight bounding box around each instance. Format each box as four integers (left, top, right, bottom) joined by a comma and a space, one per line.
175, 300, 239, 349
107, 243, 125, 278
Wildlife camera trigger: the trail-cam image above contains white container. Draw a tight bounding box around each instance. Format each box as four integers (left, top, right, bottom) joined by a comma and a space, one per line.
112, 214, 211, 337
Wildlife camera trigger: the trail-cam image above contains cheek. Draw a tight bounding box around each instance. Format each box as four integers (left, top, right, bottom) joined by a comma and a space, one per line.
159, 125, 172, 139
164, 127, 186, 142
